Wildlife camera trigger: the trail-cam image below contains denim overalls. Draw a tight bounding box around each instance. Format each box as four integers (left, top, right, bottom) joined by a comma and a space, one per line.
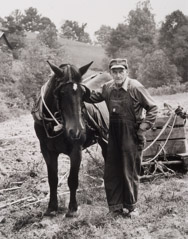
104, 87, 142, 212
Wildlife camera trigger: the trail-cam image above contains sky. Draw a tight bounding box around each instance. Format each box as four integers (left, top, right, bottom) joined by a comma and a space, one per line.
0, 0, 188, 39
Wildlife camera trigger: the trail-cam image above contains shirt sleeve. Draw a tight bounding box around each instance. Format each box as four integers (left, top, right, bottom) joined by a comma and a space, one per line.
133, 85, 158, 131
84, 85, 105, 104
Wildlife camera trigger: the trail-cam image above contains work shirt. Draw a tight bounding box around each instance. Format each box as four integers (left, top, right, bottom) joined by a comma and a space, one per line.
87, 77, 158, 131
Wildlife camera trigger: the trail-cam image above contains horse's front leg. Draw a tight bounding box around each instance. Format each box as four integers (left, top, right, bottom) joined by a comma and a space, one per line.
41, 145, 59, 216
66, 145, 82, 217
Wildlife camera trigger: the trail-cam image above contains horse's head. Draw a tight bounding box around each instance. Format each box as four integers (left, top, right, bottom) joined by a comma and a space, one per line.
48, 61, 93, 142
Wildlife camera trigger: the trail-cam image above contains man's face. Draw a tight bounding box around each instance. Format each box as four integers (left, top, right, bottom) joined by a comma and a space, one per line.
110, 68, 128, 87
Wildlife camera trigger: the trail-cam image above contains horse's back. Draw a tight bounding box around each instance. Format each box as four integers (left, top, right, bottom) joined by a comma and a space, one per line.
83, 72, 110, 141
84, 72, 112, 90
84, 101, 109, 141
94, 101, 109, 129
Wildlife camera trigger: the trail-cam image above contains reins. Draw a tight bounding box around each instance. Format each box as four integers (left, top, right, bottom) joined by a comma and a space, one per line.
41, 83, 63, 131
40, 64, 84, 138
40, 64, 73, 131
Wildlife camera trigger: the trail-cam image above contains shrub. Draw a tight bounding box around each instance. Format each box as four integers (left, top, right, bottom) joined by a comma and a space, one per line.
37, 25, 59, 48
18, 40, 67, 107
137, 50, 181, 88
0, 50, 13, 83
148, 83, 188, 95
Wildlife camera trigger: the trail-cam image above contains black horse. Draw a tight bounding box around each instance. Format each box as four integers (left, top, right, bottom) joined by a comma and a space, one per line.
32, 61, 108, 217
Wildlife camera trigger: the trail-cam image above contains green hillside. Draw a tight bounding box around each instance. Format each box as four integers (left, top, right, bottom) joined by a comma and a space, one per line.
25, 32, 106, 73
58, 38, 106, 71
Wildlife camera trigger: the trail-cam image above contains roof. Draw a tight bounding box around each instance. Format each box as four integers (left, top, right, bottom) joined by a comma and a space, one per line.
0, 31, 12, 50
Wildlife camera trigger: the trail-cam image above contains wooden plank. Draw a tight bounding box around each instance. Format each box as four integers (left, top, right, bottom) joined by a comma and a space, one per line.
153, 116, 185, 128
176, 153, 188, 171
146, 127, 186, 141
142, 160, 182, 166
143, 139, 188, 157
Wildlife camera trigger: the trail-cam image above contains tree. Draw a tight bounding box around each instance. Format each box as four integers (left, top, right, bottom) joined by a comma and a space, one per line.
127, 0, 156, 49
120, 46, 144, 79
159, 10, 188, 49
94, 25, 113, 46
1, 9, 57, 51
60, 20, 91, 43
38, 17, 56, 31
105, 24, 130, 57
158, 10, 188, 82
2, 10, 25, 50
0, 17, 4, 25
18, 41, 67, 105
21, 7, 41, 32
3, 10, 24, 34
105, 0, 156, 57
0, 49, 13, 83
79, 31, 92, 44
137, 50, 180, 88
172, 25, 188, 82
37, 24, 58, 48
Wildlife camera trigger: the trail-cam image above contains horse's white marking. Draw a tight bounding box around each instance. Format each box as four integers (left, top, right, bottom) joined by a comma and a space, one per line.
73, 83, 78, 91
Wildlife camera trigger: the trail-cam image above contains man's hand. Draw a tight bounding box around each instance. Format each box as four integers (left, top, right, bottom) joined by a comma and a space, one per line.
81, 85, 91, 101
137, 128, 146, 150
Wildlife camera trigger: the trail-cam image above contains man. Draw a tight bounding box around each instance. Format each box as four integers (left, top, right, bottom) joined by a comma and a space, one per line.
84, 58, 158, 217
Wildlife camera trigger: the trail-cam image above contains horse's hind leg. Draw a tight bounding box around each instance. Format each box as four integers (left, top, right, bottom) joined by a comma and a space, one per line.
41, 144, 59, 215
66, 145, 82, 217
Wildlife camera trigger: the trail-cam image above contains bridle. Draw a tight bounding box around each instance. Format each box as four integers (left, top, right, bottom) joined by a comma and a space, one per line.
41, 64, 84, 138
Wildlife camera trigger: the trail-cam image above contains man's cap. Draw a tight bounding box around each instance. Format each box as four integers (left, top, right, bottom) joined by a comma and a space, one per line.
109, 58, 128, 70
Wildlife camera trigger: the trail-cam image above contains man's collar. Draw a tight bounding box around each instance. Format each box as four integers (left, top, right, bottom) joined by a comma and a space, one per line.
122, 77, 130, 91
111, 77, 130, 91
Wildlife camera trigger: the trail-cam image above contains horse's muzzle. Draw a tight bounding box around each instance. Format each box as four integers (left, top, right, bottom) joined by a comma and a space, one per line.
68, 128, 85, 142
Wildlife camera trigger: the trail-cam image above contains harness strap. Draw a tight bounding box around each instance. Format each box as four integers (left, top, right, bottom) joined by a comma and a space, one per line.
42, 116, 64, 139
41, 83, 63, 129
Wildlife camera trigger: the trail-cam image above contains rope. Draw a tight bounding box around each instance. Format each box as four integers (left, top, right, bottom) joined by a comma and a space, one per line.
143, 112, 175, 152
144, 114, 177, 163
40, 83, 62, 127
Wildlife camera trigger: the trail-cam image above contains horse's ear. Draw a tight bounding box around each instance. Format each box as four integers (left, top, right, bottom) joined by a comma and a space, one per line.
47, 61, 63, 77
79, 61, 93, 76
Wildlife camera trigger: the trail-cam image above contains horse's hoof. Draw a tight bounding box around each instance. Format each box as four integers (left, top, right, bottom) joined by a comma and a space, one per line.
44, 209, 58, 217
65, 210, 79, 218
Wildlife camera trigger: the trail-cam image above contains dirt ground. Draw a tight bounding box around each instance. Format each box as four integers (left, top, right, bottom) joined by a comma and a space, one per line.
0, 93, 188, 239
0, 114, 72, 238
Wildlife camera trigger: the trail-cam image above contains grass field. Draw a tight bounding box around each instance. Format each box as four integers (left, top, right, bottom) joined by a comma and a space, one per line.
0, 92, 188, 239
0, 37, 188, 238
56, 37, 105, 71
